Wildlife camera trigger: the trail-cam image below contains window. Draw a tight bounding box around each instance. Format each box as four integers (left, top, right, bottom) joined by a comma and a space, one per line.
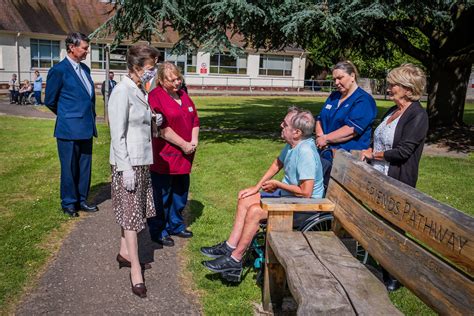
91, 44, 127, 70
156, 48, 165, 63
31, 39, 60, 68
91, 44, 105, 69
259, 55, 293, 76
164, 49, 197, 74
210, 53, 247, 75
109, 46, 127, 70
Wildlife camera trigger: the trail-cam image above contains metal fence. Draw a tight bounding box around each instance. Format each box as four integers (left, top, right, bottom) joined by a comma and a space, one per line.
1, 69, 396, 97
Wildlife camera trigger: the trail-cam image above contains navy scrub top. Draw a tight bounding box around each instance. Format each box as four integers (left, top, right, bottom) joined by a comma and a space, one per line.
317, 87, 377, 152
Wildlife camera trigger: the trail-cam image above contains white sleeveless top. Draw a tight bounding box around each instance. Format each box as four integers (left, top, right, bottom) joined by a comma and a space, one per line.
372, 112, 401, 175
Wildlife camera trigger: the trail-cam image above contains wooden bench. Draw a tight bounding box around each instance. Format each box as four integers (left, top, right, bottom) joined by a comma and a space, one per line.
261, 150, 474, 315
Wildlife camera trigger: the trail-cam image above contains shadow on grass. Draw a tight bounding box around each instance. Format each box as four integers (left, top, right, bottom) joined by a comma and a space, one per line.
89, 182, 111, 206
199, 130, 283, 144
198, 96, 474, 152
204, 272, 241, 287
198, 97, 325, 135
187, 199, 204, 227
136, 199, 204, 265
426, 125, 474, 153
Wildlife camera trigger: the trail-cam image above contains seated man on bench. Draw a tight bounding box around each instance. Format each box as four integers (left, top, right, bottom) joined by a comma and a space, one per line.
201, 106, 325, 276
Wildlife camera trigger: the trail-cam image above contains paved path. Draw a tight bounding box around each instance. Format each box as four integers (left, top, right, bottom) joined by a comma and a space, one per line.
0, 103, 56, 119
0, 102, 105, 122
15, 186, 201, 315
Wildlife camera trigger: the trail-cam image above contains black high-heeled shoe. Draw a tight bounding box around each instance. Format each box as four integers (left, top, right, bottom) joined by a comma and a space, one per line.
130, 274, 147, 298
116, 254, 152, 270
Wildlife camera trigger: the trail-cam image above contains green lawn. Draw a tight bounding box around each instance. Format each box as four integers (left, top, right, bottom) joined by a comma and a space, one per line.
185, 96, 473, 315
187, 135, 473, 315
0, 117, 111, 312
0, 96, 472, 314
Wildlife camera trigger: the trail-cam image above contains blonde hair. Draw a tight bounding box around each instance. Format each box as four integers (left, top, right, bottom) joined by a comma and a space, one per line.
387, 64, 426, 101
157, 61, 183, 86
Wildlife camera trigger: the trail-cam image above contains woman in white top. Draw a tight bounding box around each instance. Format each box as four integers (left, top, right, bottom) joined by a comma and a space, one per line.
108, 44, 161, 298
361, 64, 428, 188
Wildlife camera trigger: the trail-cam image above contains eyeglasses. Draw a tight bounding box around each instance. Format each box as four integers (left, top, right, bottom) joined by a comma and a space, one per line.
164, 76, 182, 83
281, 120, 290, 128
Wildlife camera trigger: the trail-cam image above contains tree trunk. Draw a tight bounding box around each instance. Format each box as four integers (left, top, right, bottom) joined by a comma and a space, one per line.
426, 61, 472, 129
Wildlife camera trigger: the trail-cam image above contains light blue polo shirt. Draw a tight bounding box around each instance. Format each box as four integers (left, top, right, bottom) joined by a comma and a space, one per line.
278, 138, 324, 198
34, 75, 43, 91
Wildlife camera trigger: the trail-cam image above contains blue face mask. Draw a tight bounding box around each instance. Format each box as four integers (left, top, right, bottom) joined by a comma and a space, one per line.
140, 68, 157, 84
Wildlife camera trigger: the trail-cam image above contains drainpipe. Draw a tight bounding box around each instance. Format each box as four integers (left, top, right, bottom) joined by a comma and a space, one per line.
104, 44, 110, 125
16, 32, 21, 81
296, 51, 304, 92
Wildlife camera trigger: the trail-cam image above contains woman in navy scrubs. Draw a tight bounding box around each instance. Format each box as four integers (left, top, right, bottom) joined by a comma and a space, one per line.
315, 61, 377, 185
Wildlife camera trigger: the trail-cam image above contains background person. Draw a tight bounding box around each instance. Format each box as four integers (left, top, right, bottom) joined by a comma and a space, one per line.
201, 107, 324, 277
101, 71, 117, 99
315, 60, 377, 186
108, 44, 160, 298
147, 62, 199, 247
8, 74, 19, 104
44, 32, 98, 217
33, 70, 43, 105
18, 79, 32, 104
360, 63, 428, 291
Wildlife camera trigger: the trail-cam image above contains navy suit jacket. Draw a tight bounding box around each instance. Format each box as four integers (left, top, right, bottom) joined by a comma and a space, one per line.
45, 58, 97, 139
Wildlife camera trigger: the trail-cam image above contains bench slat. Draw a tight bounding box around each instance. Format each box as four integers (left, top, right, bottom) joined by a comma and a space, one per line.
261, 197, 335, 212
268, 231, 355, 315
331, 151, 474, 276
327, 180, 474, 315
304, 231, 402, 315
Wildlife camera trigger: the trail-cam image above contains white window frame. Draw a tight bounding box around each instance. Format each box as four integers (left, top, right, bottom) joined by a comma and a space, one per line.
259, 54, 293, 77
164, 49, 197, 74
91, 44, 128, 70
30, 39, 60, 69
210, 53, 247, 75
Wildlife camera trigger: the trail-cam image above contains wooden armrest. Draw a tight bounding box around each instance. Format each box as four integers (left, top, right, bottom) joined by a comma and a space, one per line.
261, 197, 335, 212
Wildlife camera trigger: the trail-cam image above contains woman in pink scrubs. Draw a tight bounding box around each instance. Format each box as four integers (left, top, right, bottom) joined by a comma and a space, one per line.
147, 62, 200, 247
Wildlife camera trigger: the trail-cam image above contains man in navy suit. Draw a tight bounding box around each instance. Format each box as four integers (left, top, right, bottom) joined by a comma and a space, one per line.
45, 32, 98, 217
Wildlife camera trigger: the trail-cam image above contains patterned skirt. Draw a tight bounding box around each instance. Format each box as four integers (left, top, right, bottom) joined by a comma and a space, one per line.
111, 165, 156, 232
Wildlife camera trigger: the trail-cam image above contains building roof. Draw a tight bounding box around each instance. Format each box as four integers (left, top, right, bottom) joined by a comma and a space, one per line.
0, 0, 113, 36
0, 0, 303, 53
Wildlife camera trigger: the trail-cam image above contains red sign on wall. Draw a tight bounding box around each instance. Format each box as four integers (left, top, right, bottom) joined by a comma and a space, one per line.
200, 63, 207, 74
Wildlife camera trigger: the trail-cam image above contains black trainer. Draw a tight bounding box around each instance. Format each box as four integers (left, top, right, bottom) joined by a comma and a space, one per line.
202, 255, 242, 273
200, 241, 233, 258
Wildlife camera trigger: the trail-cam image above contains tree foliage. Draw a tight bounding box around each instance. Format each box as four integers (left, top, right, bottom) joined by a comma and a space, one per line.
93, 0, 474, 127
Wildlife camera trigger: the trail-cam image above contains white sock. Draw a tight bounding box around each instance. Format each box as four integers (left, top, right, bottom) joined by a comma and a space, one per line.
230, 255, 241, 263
226, 241, 236, 249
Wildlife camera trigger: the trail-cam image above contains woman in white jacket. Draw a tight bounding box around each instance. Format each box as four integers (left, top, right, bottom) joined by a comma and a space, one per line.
108, 44, 160, 298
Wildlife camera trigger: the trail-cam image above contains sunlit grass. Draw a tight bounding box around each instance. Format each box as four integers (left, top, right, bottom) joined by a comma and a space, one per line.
1, 96, 472, 314
0, 117, 110, 311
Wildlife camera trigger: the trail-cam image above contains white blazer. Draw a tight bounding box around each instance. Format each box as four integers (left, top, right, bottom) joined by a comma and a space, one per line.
108, 76, 153, 171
